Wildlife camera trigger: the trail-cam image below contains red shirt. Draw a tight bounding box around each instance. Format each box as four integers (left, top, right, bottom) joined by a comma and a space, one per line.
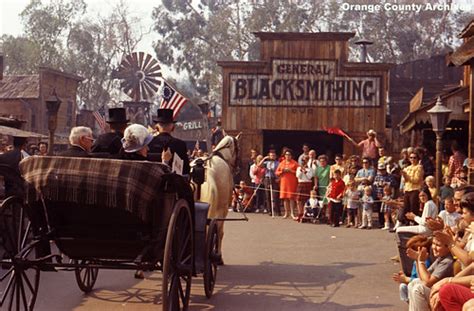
328, 179, 345, 201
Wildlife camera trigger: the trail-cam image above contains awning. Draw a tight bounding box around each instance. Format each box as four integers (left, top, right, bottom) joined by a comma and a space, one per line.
0, 126, 47, 138
448, 36, 474, 66
398, 86, 469, 134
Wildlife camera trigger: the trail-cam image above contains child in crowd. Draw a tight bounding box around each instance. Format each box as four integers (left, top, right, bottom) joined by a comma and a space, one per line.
304, 190, 320, 219
345, 182, 360, 228
451, 167, 468, 189
327, 170, 345, 227
425, 175, 438, 205
406, 235, 453, 311
381, 185, 394, 230
438, 197, 461, 231
231, 181, 253, 212
392, 235, 432, 303
439, 176, 454, 211
360, 186, 374, 229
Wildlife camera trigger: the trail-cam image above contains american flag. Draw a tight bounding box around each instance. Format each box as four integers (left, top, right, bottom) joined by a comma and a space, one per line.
160, 81, 188, 119
93, 106, 107, 132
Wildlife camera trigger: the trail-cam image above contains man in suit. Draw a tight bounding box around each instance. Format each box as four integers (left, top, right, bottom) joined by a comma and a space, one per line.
149, 108, 190, 175
59, 126, 93, 158
91, 108, 128, 155
0, 136, 28, 196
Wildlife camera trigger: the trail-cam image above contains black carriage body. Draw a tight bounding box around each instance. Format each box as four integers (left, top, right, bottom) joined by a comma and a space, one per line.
20, 156, 192, 265
0, 156, 221, 310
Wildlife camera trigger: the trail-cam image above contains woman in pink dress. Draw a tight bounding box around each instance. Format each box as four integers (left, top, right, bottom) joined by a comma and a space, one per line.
276, 149, 299, 219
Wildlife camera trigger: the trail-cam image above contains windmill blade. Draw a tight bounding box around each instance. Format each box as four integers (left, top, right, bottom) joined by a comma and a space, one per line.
143, 54, 158, 71
145, 78, 161, 90
138, 52, 145, 69
113, 52, 162, 101
143, 79, 159, 96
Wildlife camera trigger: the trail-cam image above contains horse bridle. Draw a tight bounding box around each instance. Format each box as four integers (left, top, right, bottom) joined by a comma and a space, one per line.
209, 136, 241, 176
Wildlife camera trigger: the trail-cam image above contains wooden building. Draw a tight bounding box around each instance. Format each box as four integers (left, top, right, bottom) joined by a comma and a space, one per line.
398, 85, 469, 154
0, 54, 83, 139
218, 32, 391, 160
448, 20, 474, 181
390, 55, 463, 152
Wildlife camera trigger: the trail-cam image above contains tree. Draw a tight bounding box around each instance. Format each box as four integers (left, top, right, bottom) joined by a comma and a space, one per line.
1, 35, 41, 75
152, 0, 473, 107
65, 1, 147, 109
20, 0, 87, 68
1, 0, 146, 111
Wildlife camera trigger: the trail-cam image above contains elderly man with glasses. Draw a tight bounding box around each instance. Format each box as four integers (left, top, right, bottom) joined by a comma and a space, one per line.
58, 126, 94, 158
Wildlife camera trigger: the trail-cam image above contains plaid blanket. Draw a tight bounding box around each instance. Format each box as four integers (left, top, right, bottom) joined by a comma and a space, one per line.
19, 156, 170, 222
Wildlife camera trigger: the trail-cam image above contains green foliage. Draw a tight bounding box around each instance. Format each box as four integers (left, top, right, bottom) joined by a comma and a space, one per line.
1, 35, 40, 75
1, 0, 144, 110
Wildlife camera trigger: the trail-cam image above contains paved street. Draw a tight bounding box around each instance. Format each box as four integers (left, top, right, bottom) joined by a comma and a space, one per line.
4, 212, 406, 310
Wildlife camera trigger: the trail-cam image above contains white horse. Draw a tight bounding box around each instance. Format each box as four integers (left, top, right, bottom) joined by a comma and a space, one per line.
192, 134, 240, 264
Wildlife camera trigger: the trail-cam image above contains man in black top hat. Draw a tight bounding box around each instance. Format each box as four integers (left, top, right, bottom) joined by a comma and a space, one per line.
91, 108, 129, 155
149, 108, 190, 175
0, 136, 28, 196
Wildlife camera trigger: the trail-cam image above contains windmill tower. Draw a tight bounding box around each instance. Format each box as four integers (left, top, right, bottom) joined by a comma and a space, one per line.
111, 52, 162, 125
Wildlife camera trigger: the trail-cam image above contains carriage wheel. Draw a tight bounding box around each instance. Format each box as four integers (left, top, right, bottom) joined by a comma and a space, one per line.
0, 196, 40, 311
74, 260, 99, 293
162, 199, 194, 311
203, 219, 219, 298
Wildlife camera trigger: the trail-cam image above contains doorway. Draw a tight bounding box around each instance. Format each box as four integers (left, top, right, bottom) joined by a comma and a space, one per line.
262, 130, 344, 162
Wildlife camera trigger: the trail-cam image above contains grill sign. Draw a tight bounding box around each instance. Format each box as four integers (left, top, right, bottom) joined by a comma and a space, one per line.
230, 60, 381, 107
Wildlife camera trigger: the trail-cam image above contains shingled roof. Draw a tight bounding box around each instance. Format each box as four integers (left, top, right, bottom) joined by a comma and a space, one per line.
0, 75, 40, 99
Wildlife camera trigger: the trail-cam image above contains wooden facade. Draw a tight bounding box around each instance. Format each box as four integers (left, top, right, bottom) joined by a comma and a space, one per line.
218, 32, 391, 160
448, 20, 474, 182
0, 62, 83, 140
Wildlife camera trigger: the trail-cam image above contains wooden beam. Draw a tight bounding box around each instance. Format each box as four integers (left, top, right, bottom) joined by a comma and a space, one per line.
469, 60, 474, 183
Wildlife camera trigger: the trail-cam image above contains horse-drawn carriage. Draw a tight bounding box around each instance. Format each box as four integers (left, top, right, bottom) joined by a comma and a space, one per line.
0, 153, 223, 311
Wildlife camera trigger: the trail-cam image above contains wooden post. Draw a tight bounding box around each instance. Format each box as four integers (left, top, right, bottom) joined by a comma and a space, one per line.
469, 61, 474, 184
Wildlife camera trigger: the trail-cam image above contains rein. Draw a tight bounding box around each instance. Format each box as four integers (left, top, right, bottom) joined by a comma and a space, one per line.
202, 136, 240, 175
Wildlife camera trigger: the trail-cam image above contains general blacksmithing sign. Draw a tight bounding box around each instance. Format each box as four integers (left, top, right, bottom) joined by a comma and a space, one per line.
230, 60, 381, 107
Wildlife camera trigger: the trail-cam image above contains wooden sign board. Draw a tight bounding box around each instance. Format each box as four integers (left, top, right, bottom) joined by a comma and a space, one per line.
229, 60, 382, 107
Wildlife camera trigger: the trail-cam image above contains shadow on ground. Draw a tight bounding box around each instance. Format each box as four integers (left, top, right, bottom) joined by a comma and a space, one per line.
81, 261, 392, 310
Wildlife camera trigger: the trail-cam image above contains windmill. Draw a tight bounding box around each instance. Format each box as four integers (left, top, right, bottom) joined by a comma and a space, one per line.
112, 52, 162, 125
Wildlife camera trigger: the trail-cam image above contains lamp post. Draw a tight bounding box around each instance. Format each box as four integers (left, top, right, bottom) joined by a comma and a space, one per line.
427, 97, 452, 191
45, 89, 61, 155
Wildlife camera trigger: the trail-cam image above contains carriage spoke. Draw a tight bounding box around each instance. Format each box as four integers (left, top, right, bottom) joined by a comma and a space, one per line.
17, 208, 24, 252
180, 254, 192, 265
19, 274, 28, 310
16, 277, 22, 311
85, 269, 91, 287
21, 271, 34, 295
1, 272, 14, 306
0, 267, 13, 282
20, 222, 31, 251
178, 278, 185, 305
178, 234, 191, 260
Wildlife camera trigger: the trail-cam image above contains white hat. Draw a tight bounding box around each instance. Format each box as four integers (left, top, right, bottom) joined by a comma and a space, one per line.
367, 129, 376, 136
121, 124, 153, 153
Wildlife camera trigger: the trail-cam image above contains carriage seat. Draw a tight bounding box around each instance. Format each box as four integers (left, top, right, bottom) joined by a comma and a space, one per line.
19, 156, 185, 260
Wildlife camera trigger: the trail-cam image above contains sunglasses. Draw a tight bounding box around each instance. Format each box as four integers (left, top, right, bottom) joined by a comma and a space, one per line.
409, 156, 418, 159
